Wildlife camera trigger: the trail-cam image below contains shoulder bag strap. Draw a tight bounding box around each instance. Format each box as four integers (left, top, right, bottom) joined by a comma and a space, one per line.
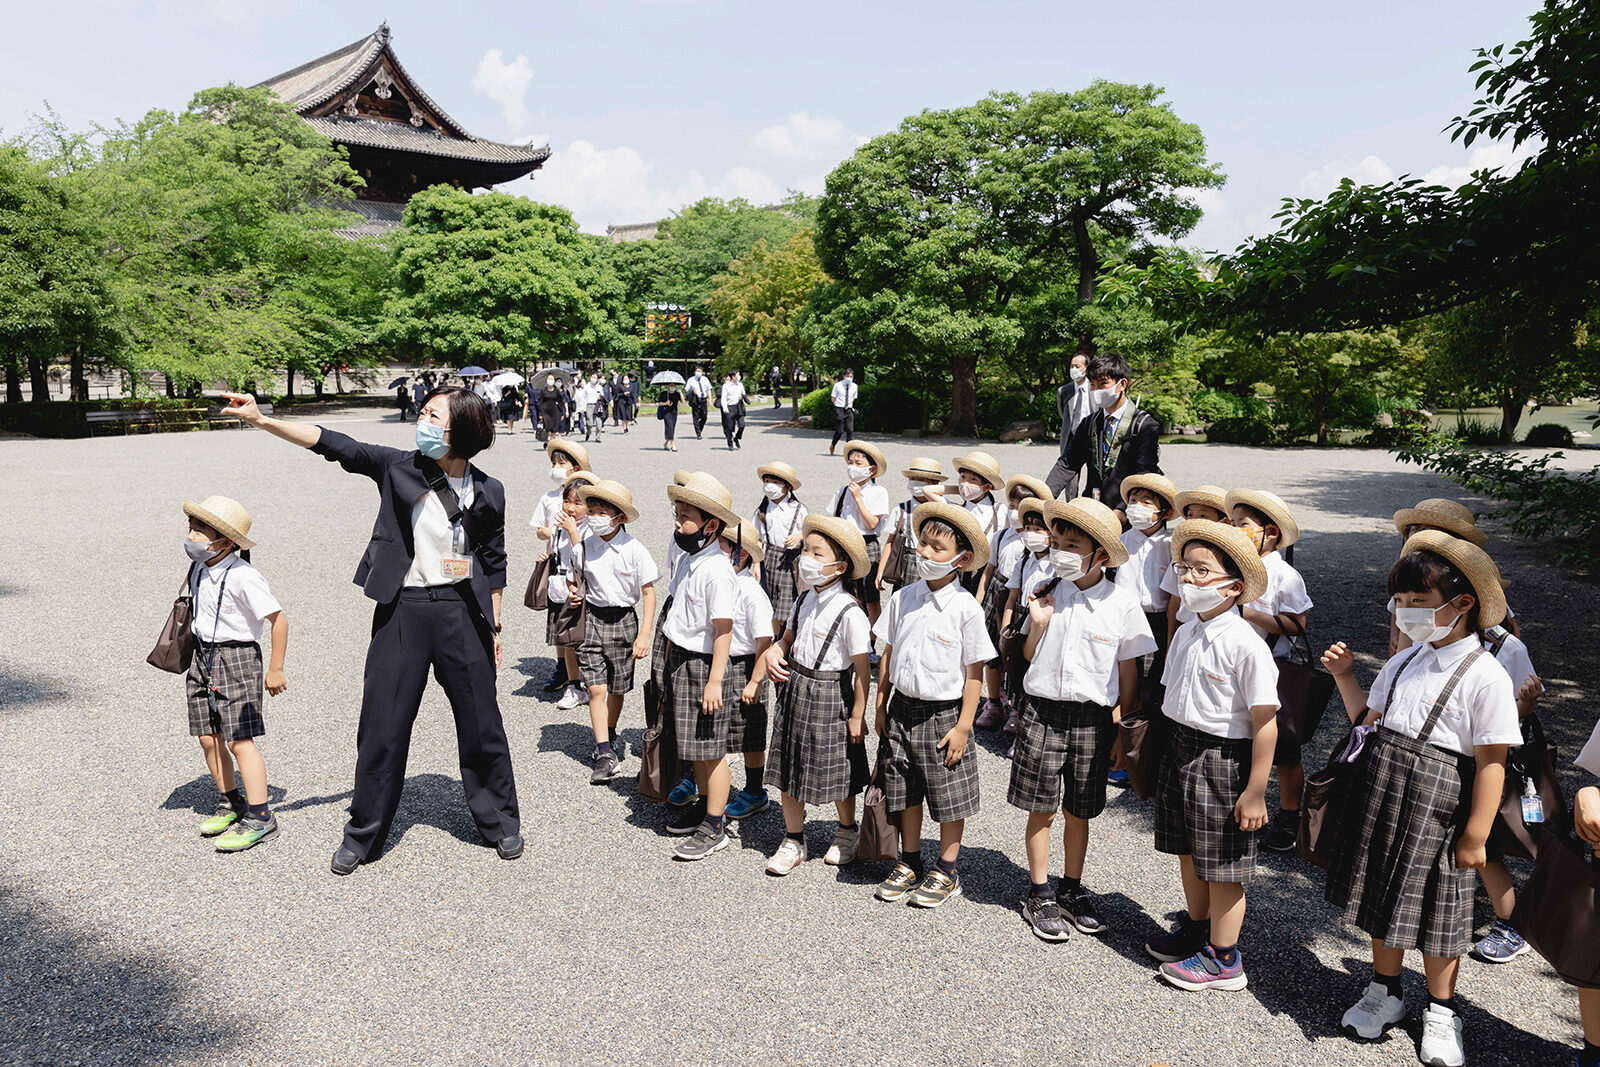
1484, 626, 1509, 656
419, 456, 472, 549
1415, 647, 1487, 746
1274, 612, 1313, 664
833, 486, 847, 518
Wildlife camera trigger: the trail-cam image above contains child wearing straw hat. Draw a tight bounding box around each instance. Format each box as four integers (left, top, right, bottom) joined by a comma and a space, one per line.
974, 475, 1052, 731
1159, 485, 1230, 644
1320, 532, 1519, 1067
827, 440, 891, 638
755, 462, 808, 636
1223, 489, 1315, 854
870, 502, 996, 908
941, 450, 1006, 543
180, 496, 288, 852
660, 475, 742, 858
543, 474, 598, 711
1391, 498, 1520, 642
1144, 520, 1279, 993
530, 441, 594, 693
574, 481, 659, 784
1010, 497, 1155, 939
762, 515, 873, 876
874, 457, 945, 595
722, 522, 775, 820
1116, 475, 1179, 745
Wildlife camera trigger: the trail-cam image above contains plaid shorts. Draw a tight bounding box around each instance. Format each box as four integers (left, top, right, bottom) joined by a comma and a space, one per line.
667, 644, 736, 762
186, 641, 265, 741
981, 575, 1009, 669
771, 662, 869, 804
576, 604, 639, 693
1154, 722, 1258, 883
1007, 697, 1117, 817
725, 654, 769, 755
856, 535, 882, 605
649, 594, 673, 693
882, 694, 980, 822
762, 548, 800, 629
545, 602, 564, 645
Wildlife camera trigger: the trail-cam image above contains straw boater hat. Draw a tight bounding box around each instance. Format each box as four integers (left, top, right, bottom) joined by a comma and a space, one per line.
1121, 473, 1179, 514
721, 517, 766, 566
1004, 474, 1053, 504
954, 451, 1003, 489
1016, 497, 1050, 526
911, 501, 991, 572
667, 472, 742, 530
757, 461, 801, 491
1175, 484, 1228, 518
671, 469, 691, 486
1171, 519, 1269, 605
841, 440, 887, 477
184, 495, 256, 550
1224, 488, 1300, 550
1048, 497, 1130, 568
563, 470, 599, 490
1399, 530, 1507, 628
1393, 498, 1488, 548
578, 480, 640, 524
801, 514, 870, 579
546, 439, 591, 472
902, 456, 945, 482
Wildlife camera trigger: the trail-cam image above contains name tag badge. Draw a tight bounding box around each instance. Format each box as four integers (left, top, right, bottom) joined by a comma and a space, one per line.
441, 555, 473, 580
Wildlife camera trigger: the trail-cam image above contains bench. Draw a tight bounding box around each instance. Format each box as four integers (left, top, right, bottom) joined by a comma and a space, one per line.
86, 402, 273, 436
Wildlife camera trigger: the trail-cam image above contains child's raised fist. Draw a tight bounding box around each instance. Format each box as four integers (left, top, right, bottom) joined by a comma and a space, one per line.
1322, 642, 1356, 677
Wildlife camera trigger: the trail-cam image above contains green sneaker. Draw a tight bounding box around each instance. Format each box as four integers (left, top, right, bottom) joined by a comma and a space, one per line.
199, 804, 241, 838
215, 813, 278, 852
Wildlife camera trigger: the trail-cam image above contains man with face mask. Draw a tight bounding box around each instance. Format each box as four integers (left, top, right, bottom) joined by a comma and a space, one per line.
829, 369, 859, 455
1046, 351, 1163, 521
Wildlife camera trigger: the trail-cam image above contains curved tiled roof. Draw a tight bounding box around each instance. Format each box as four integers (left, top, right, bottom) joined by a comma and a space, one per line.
305, 115, 551, 167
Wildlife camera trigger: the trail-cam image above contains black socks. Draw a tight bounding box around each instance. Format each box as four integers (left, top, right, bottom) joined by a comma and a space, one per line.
1059, 875, 1082, 895
786, 830, 804, 844
1580, 1041, 1600, 1067
1376, 970, 1403, 1000
1210, 942, 1239, 967
935, 857, 957, 878
224, 788, 246, 814
706, 813, 727, 833
1278, 808, 1301, 827
597, 740, 613, 756
838, 822, 857, 832
746, 765, 764, 793
901, 850, 924, 876
1030, 880, 1052, 899
247, 802, 271, 822
1429, 995, 1456, 1015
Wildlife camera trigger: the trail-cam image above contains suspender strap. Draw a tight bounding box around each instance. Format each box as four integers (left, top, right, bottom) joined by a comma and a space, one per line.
1380, 644, 1485, 745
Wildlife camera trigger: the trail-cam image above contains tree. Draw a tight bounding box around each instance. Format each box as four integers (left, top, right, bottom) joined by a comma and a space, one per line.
812, 83, 1222, 435
384, 187, 638, 367
704, 228, 827, 417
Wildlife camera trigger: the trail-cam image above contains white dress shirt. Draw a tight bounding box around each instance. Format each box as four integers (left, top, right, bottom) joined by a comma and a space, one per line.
190, 556, 282, 644
686, 373, 711, 398
577, 530, 660, 608
719, 381, 745, 409
403, 469, 475, 588
1161, 609, 1281, 739
1116, 526, 1173, 613
833, 481, 889, 536
756, 496, 807, 551
529, 487, 562, 534
873, 579, 996, 701
877, 499, 918, 541
790, 581, 870, 671
831, 379, 858, 408
963, 494, 1005, 537
663, 539, 736, 653
1023, 577, 1155, 707
545, 526, 580, 603
1369, 637, 1521, 757
731, 571, 775, 657
990, 529, 1026, 589
1247, 551, 1314, 655
1067, 384, 1093, 436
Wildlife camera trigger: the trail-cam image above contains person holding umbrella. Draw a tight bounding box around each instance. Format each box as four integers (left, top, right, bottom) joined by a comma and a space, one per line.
651, 369, 686, 452
536, 377, 564, 443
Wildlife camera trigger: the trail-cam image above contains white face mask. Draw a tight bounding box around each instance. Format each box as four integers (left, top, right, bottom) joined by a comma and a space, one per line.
915, 554, 957, 582
847, 464, 873, 484
586, 516, 617, 538
908, 480, 934, 499
763, 482, 787, 502
549, 465, 570, 484
1069, 367, 1086, 383
1022, 530, 1050, 554
1179, 579, 1236, 615
1049, 548, 1091, 581
1007, 510, 1023, 530
796, 555, 839, 589
1091, 386, 1122, 411
1395, 605, 1461, 644
1125, 503, 1158, 530
959, 482, 985, 503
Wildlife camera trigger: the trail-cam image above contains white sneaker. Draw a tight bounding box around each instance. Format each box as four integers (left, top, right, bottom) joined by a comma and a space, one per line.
1341, 982, 1406, 1040
556, 685, 583, 710
823, 826, 859, 866
765, 838, 806, 876
1419, 1003, 1465, 1067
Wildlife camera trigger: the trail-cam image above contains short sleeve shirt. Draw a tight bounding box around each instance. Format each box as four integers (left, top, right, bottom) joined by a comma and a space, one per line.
1367, 638, 1521, 757
190, 557, 281, 644
1576, 717, 1600, 778
963, 495, 1005, 539
1486, 630, 1537, 694
756, 496, 807, 551
731, 571, 775, 657
1023, 578, 1156, 706
663, 540, 736, 653
1116, 526, 1173, 613
834, 482, 889, 536
529, 487, 563, 535
1247, 551, 1313, 656
873, 579, 995, 701
1161, 609, 1281, 739
577, 530, 660, 608
790, 582, 871, 671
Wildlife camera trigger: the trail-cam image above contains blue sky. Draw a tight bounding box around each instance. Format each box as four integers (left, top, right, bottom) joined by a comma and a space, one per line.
0, 0, 1539, 251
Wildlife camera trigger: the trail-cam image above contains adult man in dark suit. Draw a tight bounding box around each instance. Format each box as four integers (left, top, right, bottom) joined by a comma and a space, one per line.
1045, 353, 1093, 499
1051, 351, 1162, 522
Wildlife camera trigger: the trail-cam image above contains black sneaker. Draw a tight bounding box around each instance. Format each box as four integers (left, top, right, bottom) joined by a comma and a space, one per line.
1021, 895, 1072, 941
667, 798, 707, 835
1262, 812, 1299, 853
1059, 885, 1106, 935
672, 821, 730, 861
590, 750, 620, 784
542, 668, 569, 693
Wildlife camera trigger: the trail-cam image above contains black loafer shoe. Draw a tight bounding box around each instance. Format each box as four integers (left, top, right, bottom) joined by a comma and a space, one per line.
496, 834, 525, 860
330, 846, 361, 876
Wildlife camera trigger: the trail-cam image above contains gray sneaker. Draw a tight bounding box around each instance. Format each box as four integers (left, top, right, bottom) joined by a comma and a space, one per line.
590, 750, 620, 784
672, 821, 730, 861
1022, 894, 1072, 941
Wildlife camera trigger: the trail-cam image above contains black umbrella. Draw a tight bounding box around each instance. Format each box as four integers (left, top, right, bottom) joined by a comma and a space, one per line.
388, 375, 408, 389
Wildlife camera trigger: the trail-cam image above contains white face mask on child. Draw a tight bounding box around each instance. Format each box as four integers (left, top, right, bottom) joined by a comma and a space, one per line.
847, 464, 873, 484
1049, 548, 1090, 581
763, 482, 786, 502
1125, 503, 1158, 530
1395, 605, 1460, 644
796, 556, 839, 589
586, 516, 617, 538
908, 480, 934, 499
549, 465, 569, 484
1007, 510, 1023, 530
1022, 530, 1049, 554
915, 555, 957, 582
959, 482, 985, 503
1179, 579, 1236, 615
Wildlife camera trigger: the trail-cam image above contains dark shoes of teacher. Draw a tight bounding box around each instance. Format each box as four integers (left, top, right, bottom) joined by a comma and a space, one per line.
329, 833, 524, 876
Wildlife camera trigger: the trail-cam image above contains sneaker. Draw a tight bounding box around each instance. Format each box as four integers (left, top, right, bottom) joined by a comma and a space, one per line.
1146, 918, 1208, 963
1471, 918, 1530, 964
974, 698, 1006, 729
542, 667, 569, 692
725, 788, 770, 820
823, 826, 859, 866
590, 750, 620, 784
1059, 885, 1106, 935
1419, 1002, 1465, 1067
876, 862, 923, 902
907, 868, 963, 909
1005, 740, 1015, 760
555, 684, 584, 710
667, 770, 700, 807
1021, 895, 1072, 941
199, 803, 241, 837
766, 837, 806, 876
1002, 709, 1020, 736
1341, 981, 1406, 1040
1159, 944, 1247, 992
666, 798, 706, 835
672, 821, 730, 861
214, 813, 278, 852
1262, 811, 1298, 853
1107, 768, 1130, 787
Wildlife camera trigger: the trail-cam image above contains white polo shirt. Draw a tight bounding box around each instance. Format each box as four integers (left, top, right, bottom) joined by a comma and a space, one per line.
833, 481, 889, 536
663, 539, 736, 653
873, 578, 995, 702
190, 556, 282, 644
578, 530, 660, 608
1369, 637, 1521, 757
1164, 549, 1312, 657
1161, 609, 1281, 739
756, 496, 807, 551
790, 582, 870, 671
529, 486, 562, 535
1023, 577, 1155, 707
730, 571, 775, 657
1116, 526, 1173, 613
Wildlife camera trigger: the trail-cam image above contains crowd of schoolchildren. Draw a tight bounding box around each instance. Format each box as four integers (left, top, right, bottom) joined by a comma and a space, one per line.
171, 366, 1600, 1067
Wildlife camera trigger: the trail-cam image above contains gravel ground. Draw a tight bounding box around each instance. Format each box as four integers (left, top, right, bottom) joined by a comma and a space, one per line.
1, 404, 1593, 1066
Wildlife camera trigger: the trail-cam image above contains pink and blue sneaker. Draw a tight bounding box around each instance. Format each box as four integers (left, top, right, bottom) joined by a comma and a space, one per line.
1159, 944, 1247, 992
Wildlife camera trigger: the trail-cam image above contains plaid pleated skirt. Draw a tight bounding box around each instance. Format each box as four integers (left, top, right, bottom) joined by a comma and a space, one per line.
576, 604, 640, 693
882, 693, 979, 822
186, 641, 265, 740
981, 571, 1009, 669
1007, 696, 1116, 817
1154, 722, 1258, 882
770, 661, 869, 804
854, 535, 883, 605
725, 653, 769, 755
1325, 727, 1477, 958
762, 547, 801, 628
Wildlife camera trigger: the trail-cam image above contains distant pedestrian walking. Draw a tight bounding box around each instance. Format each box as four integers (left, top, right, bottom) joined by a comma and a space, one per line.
829, 370, 858, 454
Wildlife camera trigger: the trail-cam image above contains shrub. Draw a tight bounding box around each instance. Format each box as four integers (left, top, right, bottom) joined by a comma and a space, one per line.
1443, 416, 1500, 446
1192, 389, 1247, 424
857, 384, 925, 432
798, 388, 835, 430
1135, 393, 1186, 432
1358, 407, 1432, 448
974, 392, 1035, 437
1522, 422, 1575, 447
1206, 414, 1282, 446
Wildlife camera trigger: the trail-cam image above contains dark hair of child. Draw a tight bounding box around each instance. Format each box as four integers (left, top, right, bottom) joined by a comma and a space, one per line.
1388, 549, 1482, 634
918, 517, 971, 556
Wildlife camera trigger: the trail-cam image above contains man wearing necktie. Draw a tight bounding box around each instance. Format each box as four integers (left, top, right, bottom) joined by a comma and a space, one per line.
829, 369, 859, 454
685, 366, 711, 439
1054, 351, 1162, 524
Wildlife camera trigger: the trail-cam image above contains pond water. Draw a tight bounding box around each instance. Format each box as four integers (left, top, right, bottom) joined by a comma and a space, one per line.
1428, 402, 1598, 439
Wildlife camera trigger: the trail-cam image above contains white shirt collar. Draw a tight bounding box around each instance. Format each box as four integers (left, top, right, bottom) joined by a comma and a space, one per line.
924, 577, 960, 608
1425, 634, 1478, 667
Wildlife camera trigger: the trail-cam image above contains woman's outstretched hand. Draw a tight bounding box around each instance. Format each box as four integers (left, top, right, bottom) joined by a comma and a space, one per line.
219, 392, 264, 426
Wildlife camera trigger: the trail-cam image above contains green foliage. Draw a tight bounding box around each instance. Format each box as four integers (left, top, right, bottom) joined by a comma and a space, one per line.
1523, 422, 1577, 446
1206, 414, 1284, 446
799, 387, 834, 429
704, 229, 826, 412
1357, 407, 1432, 448
857, 384, 925, 433
1192, 388, 1248, 423
971, 392, 1034, 437
1442, 416, 1502, 446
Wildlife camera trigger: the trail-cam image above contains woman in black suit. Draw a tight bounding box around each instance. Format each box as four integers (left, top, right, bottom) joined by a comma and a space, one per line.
221, 387, 523, 875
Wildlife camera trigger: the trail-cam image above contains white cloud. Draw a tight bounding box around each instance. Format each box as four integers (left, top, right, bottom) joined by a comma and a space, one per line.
1422, 140, 1537, 188
749, 112, 867, 163
471, 49, 535, 133
1298, 154, 1395, 198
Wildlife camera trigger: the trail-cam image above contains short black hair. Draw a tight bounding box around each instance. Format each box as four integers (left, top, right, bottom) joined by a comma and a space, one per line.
560, 479, 587, 504
422, 386, 495, 459
1186, 538, 1243, 580
1087, 351, 1131, 383
917, 517, 972, 556
1389, 549, 1482, 632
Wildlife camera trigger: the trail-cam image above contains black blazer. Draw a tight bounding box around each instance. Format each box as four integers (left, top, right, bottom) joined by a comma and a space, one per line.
1061, 402, 1162, 513
311, 428, 508, 625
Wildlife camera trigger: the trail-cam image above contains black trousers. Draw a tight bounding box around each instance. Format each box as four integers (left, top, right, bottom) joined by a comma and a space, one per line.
722, 403, 745, 446
343, 586, 520, 860
830, 406, 855, 448
689, 395, 708, 436
1045, 453, 1081, 500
